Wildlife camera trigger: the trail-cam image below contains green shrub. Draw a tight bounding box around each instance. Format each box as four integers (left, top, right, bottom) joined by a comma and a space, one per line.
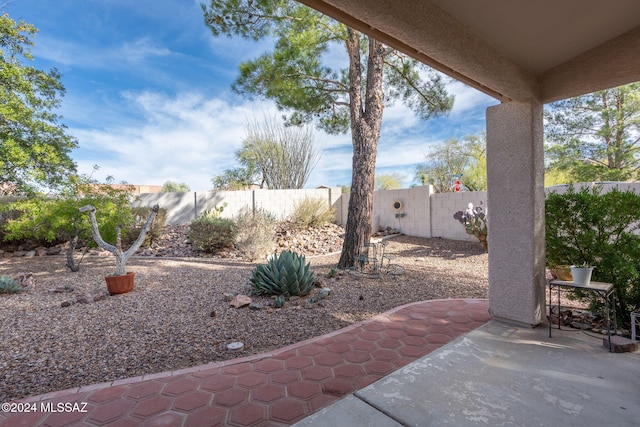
250, 250, 315, 296
546, 185, 640, 326
0, 276, 21, 294
124, 206, 168, 247
290, 197, 335, 229
236, 209, 276, 261
189, 216, 237, 253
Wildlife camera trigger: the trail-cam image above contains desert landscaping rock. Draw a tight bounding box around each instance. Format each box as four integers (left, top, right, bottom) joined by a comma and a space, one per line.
230, 294, 252, 308
0, 227, 589, 404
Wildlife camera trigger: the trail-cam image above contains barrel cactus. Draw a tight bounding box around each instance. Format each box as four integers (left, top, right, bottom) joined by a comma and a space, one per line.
250, 250, 315, 296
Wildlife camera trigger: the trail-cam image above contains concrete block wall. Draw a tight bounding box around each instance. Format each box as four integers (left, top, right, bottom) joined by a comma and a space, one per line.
373, 186, 432, 237
333, 186, 485, 242
430, 191, 487, 242
133, 187, 341, 225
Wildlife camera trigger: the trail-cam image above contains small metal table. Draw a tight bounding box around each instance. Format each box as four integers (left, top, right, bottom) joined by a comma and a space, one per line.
548, 280, 617, 352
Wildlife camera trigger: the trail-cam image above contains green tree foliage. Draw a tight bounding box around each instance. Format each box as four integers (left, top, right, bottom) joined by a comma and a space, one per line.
2, 171, 135, 271
161, 181, 190, 192
374, 173, 403, 191
213, 115, 320, 189
212, 166, 257, 190
0, 12, 78, 194
202, 0, 453, 267
546, 185, 640, 326
545, 83, 640, 182
415, 134, 486, 192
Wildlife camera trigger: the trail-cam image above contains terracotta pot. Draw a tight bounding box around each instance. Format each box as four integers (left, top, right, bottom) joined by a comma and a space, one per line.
105, 272, 134, 295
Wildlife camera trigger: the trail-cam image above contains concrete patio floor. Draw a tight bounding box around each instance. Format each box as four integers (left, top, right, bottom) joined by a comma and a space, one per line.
295, 319, 640, 427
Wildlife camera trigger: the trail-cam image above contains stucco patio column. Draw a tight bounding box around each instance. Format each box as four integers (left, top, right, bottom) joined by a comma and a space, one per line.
486, 100, 546, 326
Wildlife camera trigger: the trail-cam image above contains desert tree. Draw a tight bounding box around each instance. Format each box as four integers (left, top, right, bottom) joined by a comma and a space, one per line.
202, 0, 453, 267
545, 83, 640, 182
415, 134, 486, 192
161, 181, 190, 192
0, 11, 77, 194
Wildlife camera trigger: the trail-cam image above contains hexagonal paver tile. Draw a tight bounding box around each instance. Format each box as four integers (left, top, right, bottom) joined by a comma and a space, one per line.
213, 387, 249, 408
302, 365, 333, 381
358, 330, 382, 341
253, 359, 283, 373
127, 381, 165, 401
408, 311, 430, 320
333, 332, 359, 343
351, 340, 377, 352
87, 385, 128, 403
42, 410, 86, 427
222, 363, 252, 376
322, 378, 355, 396
189, 367, 221, 379
272, 349, 297, 360
387, 313, 410, 322
298, 344, 325, 356
400, 335, 428, 347
251, 383, 285, 403
271, 369, 300, 385
287, 381, 322, 400
326, 342, 350, 353
173, 390, 211, 413
236, 371, 268, 388
313, 352, 343, 367
141, 411, 184, 427
270, 400, 306, 423
404, 326, 428, 337
133, 396, 172, 417
162, 377, 199, 396
377, 338, 402, 349
200, 374, 236, 392
383, 328, 407, 338
228, 402, 266, 426
362, 322, 386, 332
333, 364, 365, 379
371, 348, 399, 361
88, 399, 135, 425
364, 360, 395, 376
186, 406, 227, 427
344, 351, 371, 364
285, 355, 314, 370
426, 333, 453, 344
399, 345, 428, 358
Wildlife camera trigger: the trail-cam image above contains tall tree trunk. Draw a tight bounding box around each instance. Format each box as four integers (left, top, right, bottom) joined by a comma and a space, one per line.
338, 33, 386, 268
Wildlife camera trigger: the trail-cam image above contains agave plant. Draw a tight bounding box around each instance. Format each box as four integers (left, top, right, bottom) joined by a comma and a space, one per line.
250, 250, 315, 296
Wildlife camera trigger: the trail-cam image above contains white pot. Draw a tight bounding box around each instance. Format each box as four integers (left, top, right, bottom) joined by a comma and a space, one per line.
570, 266, 593, 286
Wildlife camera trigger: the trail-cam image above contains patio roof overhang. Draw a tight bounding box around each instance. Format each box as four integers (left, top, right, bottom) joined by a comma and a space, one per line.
297, 0, 640, 103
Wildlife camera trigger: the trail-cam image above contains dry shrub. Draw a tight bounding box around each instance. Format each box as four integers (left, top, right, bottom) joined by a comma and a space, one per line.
290, 197, 335, 229
189, 217, 237, 253
236, 210, 276, 261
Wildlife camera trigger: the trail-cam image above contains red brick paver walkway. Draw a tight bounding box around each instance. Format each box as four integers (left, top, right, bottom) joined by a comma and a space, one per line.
0, 299, 491, 427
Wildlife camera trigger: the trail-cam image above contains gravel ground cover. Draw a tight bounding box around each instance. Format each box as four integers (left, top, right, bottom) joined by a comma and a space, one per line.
0, 235, 489, 402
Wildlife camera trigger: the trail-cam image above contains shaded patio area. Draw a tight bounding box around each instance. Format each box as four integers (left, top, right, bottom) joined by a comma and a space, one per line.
296, 320, 640, 427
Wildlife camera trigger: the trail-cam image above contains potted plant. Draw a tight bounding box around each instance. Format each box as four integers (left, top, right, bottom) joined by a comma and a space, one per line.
80, 204, 159, 295
570, 262, 593, 286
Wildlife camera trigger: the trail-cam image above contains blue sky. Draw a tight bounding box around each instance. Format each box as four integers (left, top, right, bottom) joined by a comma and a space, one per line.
5, 0, 498, 191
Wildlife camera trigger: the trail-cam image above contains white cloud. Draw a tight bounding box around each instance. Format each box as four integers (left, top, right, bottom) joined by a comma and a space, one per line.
448, 81, 498, 116
73, 92, 278, 190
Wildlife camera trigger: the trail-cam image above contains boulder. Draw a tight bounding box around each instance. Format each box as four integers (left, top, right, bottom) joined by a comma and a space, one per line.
230, 295, 252, 308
